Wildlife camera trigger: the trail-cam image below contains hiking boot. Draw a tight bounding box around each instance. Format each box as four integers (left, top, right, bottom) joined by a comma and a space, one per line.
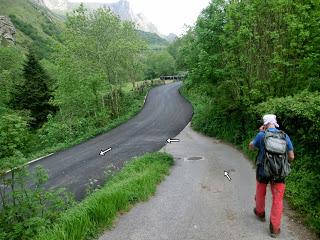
253, 208, 266, 222
270, 222, 281, 238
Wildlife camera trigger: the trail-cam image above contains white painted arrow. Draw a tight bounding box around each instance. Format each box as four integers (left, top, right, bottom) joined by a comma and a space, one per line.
166, 138, 180, 144
224, 171, 231, 181
99, 147, 112, 156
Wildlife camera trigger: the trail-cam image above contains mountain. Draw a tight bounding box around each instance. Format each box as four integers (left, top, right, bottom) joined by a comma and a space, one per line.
164, 33, 178, 43
0, 0, 63, 57
39, 0, 162, 36
34, 0, 68, 12
0, 0, 169, 53
0, 16, 16, 44
138, 30, 169, 50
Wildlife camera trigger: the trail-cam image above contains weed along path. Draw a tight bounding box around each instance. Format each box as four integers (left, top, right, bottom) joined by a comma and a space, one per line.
29, 82, 193, 200
99, 124, 316, 240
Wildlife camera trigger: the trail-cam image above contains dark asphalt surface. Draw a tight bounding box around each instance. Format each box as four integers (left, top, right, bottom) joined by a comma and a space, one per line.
30, 82, 193, 200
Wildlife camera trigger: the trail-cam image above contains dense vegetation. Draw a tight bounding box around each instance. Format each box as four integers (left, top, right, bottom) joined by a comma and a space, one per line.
138, 30, 169, 49
174, 0, 320, 234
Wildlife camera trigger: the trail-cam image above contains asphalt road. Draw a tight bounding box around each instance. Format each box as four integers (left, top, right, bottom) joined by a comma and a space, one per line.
30, 82, 193, 200
99, 124, 316, 240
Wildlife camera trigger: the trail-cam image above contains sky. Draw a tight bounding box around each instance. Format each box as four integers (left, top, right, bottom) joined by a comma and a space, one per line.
68, 0, 211, 36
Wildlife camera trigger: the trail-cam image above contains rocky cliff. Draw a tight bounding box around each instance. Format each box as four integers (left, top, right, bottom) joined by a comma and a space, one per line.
35, 0, 68, 12
35, 0, 161, 35
0, 16, 16, 44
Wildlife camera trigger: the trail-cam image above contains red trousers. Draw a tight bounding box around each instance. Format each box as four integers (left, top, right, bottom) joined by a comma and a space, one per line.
255, 181, 285, 231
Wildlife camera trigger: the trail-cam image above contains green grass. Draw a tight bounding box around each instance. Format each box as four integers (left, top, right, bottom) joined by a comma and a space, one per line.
35, 152, 174, 240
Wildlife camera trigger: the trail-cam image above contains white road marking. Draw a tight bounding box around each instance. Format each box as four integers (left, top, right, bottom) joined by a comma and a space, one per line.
5, 153, 54, 174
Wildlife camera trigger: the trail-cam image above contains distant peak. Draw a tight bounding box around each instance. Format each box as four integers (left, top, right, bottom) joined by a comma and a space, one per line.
118, 0, 130, 8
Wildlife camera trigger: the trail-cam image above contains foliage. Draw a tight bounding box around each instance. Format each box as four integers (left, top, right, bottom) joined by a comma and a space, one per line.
137, 30, 169, 49
52, 5, 144, 122
35, 152, 173, 240
167, 36, 190, 71
179, 0, 320, 234
0, 112, 29, 165
9, 14, 54, 59
41, 18, 62, 42
0, 166, 74, 240
10, 51, 55, 129
0, 46, 24, 107
0, 112, 73, 240
143, 50, 176, 79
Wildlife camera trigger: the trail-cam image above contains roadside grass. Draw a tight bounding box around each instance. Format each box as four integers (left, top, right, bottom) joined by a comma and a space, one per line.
35, 152, 174, 240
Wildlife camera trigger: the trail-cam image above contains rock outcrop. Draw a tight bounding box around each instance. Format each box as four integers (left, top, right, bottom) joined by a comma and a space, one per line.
135, 13, 160, 36
165, 33, 178, 43
0, 16, 16, 44
37, 0, 162, 36
34, 0, 68, 12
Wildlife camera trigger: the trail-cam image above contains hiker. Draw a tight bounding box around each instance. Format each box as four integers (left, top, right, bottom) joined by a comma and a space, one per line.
249, 114, 294, 238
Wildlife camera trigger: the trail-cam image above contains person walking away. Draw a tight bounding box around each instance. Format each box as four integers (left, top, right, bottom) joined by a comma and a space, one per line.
249, 114, 294, 238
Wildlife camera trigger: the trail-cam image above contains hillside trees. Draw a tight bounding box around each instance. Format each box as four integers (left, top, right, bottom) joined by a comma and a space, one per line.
0, 46, 24, 108
40, 5, 144, 141
9, 14, 55, 59
167, 36, 190, 71
10, 51, 55, 129
143, 50, 176, 79
179, 0, 320, 233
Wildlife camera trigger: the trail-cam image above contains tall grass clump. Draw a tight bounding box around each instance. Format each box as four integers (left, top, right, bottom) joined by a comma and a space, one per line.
36, 152, 173, 240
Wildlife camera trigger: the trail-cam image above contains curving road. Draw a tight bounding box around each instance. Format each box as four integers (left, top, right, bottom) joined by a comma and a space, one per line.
30, 82, 193, 200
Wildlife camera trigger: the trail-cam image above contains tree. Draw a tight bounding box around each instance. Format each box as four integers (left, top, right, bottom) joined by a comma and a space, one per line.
53, 5, 144, 121
10, 51, 55, 129
179, 0, 320, 233
143, 50, 176, 79
0, 46, 24, 107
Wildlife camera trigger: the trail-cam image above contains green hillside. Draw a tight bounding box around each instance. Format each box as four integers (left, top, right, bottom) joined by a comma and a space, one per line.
0, 0, 63, 58
138, 30, 169, 50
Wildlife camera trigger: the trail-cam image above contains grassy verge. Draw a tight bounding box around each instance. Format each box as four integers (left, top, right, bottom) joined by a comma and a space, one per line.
36, 152, 173, 240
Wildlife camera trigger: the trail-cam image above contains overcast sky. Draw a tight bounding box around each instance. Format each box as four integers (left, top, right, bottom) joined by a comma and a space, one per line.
68, 0, 211, 35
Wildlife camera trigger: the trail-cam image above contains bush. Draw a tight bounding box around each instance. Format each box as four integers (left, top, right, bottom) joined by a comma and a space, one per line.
35, 152, 173, 240
0, 166, 74, 240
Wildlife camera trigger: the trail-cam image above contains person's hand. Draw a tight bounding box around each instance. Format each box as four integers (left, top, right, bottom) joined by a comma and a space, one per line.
259, 125, 265, 132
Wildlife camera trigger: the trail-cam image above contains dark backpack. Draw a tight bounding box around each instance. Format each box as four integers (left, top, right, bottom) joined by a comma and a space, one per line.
263, 130, 291, 181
